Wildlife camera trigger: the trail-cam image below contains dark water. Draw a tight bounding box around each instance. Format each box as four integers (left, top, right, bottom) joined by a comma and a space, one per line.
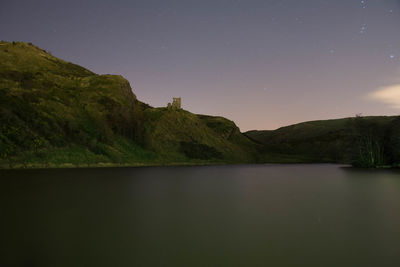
1, 164, 400, 267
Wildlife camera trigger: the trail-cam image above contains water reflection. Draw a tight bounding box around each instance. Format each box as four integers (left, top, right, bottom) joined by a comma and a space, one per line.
1, 164, 400, 266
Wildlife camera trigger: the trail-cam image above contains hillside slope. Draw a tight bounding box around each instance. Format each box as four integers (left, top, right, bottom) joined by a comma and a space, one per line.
245, 116, 400, 165
140, 109, 257, 163
1, 41, 398, 168
0, 41, 256, 168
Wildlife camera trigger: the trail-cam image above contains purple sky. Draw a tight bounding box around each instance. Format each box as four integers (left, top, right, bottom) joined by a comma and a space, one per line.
1, 0, 400, 131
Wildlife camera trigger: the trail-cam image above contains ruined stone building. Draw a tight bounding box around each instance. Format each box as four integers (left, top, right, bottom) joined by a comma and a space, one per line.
167, 97, 181, 109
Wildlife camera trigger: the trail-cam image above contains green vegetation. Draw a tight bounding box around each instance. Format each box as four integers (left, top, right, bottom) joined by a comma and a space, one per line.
0, 41, 256, 168
351, 116, 400, 167
245, 116, 400, 168
0, 41, 399, 169
140, 109, 257, 163
180, 141, 223, 160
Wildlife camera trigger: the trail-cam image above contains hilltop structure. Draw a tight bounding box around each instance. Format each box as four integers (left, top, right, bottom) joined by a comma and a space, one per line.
167, 97, 181, 109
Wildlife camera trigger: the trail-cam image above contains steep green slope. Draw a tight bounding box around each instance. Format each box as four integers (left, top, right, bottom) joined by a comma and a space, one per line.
245, 116, 400, 165
0, 41, 256, 168
140, 109, 257, 163
0, 41, 154, 167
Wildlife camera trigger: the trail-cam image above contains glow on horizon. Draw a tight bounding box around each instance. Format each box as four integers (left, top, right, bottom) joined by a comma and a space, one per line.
369, 83, 400, 109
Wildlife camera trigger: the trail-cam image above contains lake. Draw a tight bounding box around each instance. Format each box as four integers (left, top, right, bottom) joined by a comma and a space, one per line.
1, 164, 400, 266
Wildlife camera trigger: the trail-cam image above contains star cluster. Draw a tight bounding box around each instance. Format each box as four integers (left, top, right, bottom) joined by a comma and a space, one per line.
355, 0, 398, 61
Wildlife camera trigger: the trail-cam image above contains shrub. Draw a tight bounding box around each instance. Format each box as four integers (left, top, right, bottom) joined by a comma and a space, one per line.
180, 141, 222, 160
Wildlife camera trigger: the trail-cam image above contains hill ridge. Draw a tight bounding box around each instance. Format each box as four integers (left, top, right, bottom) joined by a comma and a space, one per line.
0, 41, 257, 168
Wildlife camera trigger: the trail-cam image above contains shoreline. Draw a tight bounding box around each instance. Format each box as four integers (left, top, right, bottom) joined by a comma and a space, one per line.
2, 161, 388, 171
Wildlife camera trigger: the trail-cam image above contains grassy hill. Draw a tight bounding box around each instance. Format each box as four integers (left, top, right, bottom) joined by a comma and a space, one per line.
245, 116, 400, 166
0, 41, 256, 168
140, 109, 257, 163
1, 41, 399, 169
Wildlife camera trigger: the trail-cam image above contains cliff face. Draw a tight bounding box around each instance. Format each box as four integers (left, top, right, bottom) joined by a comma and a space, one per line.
0, 42, 256, 167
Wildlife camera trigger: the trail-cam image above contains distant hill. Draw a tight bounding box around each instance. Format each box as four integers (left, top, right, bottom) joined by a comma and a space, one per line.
0, 41, 399, 168
245, 116, 400, 166
0, 41, 256, 168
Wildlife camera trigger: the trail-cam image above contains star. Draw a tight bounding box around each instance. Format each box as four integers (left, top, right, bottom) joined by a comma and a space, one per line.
359, 23, 367, 34
389, 54, 395, 59
360, 0, 367, 8
295, 17, 303, 24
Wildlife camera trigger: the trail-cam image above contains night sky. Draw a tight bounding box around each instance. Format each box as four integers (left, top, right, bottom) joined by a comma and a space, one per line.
1, 0, 400, 131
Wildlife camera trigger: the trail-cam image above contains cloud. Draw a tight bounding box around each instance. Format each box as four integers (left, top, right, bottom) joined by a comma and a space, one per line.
368, 84, 400, 109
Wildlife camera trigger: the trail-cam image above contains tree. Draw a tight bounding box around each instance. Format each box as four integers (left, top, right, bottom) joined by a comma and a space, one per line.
352, 116, 387, 167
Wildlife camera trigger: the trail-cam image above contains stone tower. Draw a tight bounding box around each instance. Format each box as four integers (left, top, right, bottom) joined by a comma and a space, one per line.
172, 97, 181, 109
168, 97, 181, 109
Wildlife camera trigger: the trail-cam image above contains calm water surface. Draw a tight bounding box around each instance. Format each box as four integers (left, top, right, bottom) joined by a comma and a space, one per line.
1, 164, 400, 267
